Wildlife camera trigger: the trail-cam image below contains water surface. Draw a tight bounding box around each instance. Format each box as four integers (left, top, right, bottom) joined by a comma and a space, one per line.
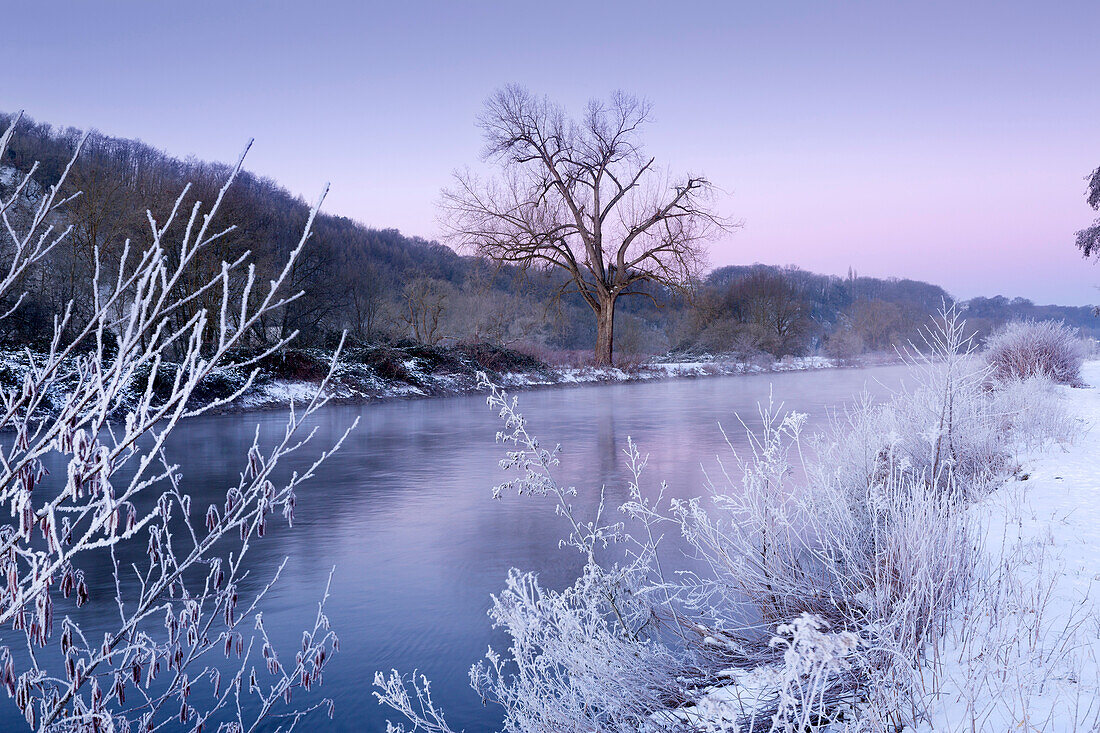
5, 365, 909, 731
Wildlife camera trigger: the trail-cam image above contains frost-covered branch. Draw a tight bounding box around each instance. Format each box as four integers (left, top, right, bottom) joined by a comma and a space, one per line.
0, 121, 353, 732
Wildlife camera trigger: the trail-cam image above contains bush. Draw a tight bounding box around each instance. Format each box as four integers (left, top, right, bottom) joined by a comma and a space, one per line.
255, 348, 330, 381
453, 341, 546, 373
395, 341, 467, 372
192, 365, 252, 403
352, 345, 415, 382
985, 320, 1085, 386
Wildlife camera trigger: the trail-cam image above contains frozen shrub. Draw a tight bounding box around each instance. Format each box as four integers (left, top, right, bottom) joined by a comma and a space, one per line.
0, 116, 350, 731
985, 320, 1085, 386
765, 615, 860, 732
989, 375, 1078, 452
467, 566, 686, 733
454, 341, 547, 373
668, 395, 978, 730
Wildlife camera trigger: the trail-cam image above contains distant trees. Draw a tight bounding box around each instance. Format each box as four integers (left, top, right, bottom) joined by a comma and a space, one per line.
726, 269, 813, 355
677, 267, 813, 357
442, 86, 727, 366
0, 111, 482, 350
342, 261, 387, 343
964, 296, 1100, 342
846, 299, 904, 351
4, 107, 1095, 365
824, 321, 863, 364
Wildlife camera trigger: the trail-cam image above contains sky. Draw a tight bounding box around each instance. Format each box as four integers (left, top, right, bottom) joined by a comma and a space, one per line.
3, 0, 1099, 305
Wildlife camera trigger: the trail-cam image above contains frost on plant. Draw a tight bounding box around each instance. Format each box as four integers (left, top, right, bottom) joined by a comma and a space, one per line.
0, 115, 353, 731
984, 319, 1085, 387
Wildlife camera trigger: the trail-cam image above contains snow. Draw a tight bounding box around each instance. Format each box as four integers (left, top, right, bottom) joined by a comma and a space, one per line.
232, 379, 332, 410
672, 668, 779, 732
0, 342, 851, 416
495, 356, 835, 392
916, 361, 1100, 731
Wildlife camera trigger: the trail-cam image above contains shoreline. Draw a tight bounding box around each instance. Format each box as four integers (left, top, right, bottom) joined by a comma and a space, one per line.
224, 353, 900, 414
0, 343, 900, 418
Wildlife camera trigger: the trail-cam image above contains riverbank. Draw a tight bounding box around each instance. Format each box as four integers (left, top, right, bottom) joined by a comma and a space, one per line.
0, 341, 898, 416
679, 362, 1099, 731
915, 362, 1100, 730
230, 346, 844, 412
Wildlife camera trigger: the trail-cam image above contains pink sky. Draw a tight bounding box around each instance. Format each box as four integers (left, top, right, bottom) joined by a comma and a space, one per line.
5, 0, 1099, 304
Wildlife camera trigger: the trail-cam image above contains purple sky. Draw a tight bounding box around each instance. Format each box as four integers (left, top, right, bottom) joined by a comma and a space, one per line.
5, 1, 1099, 304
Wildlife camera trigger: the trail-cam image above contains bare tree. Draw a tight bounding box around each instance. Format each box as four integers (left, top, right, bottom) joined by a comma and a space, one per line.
401, 277, 448, 345
0, 113, 351, 732
442, 86, 730, 366
344, 261, 386, 343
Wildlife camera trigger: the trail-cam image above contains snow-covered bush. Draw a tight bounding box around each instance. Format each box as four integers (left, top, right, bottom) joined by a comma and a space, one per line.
669, 389, 979, 730
0, 114, 352, 730
765, 615, 860, 732
985, 320, 1085, 386
989, 375, 1078, 453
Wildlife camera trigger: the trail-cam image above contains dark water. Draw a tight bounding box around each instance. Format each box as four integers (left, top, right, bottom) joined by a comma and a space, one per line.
3, 365, 908, 731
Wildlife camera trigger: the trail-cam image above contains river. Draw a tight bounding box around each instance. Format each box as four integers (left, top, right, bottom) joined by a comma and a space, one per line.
4, 364, 911, 731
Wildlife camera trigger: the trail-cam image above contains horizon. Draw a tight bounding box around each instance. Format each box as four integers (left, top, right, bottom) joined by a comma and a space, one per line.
5, 0, 1100, 306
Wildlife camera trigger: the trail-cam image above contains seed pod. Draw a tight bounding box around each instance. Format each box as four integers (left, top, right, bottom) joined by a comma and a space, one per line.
113, 674, 125, 704
60, 569, 74, 598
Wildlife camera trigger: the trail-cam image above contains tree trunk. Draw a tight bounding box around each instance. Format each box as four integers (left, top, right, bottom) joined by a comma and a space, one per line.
594, 297, 615, 367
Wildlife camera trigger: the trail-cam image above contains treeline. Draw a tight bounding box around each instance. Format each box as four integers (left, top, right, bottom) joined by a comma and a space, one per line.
673, 265, 1100, 361
1, 110, 1095, 362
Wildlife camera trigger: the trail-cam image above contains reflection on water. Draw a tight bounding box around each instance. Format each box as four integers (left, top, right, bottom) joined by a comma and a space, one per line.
3, 366, 908, 731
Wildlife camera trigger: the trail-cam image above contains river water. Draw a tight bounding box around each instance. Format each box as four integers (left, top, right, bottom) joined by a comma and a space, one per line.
4, 365, 910, 731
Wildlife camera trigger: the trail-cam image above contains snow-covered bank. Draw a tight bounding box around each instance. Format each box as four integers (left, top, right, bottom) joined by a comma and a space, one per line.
0, 345, 850, 418
681, 362, 1100, 732
917, 362, 1100, 731
231, 353, 840, 412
